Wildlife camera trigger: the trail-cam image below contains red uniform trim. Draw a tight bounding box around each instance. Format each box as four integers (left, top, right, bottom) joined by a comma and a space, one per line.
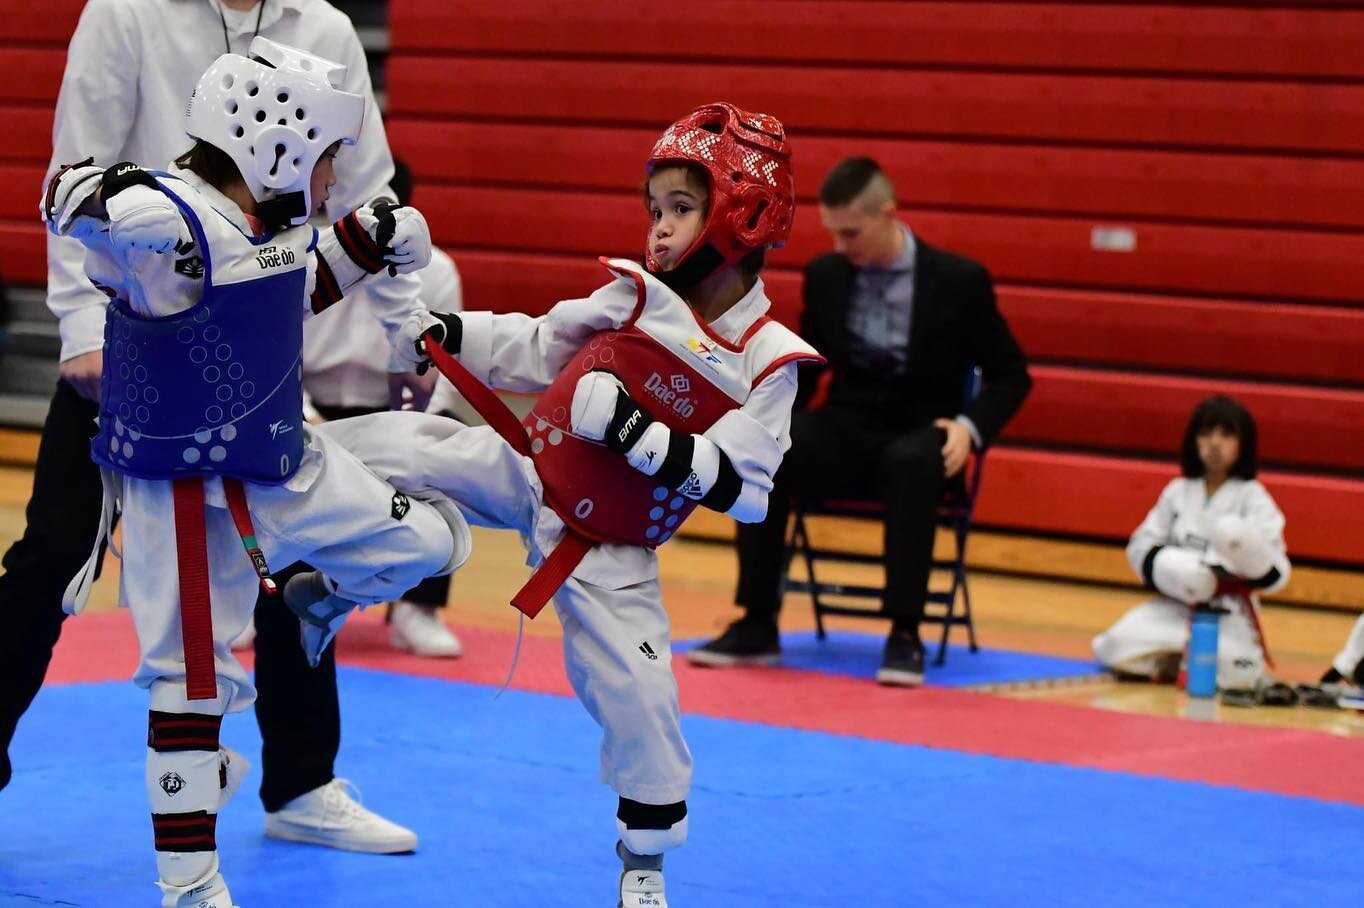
751, 351, 827, 390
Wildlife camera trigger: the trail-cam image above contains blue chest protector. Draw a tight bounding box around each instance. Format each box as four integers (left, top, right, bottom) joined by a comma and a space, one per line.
93, 176, 313, 484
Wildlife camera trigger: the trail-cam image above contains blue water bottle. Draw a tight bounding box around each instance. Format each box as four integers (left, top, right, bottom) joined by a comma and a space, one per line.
1186, 606, 1224, 698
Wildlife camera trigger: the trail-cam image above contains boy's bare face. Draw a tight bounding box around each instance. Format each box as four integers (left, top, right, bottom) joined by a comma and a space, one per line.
646, 167, 707, 271
309, 142, 341, 214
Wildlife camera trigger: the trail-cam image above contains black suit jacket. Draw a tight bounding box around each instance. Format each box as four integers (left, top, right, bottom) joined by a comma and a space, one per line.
796, 240, 1032, 446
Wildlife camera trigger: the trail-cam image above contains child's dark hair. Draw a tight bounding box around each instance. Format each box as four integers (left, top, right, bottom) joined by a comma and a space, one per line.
1180, 395, 1258, 479
174, 140, 244, 195
643, 163, 766, 280
174, 140, 301, 232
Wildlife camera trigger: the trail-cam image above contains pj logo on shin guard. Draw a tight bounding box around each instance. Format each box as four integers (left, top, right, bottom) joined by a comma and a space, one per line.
159, 772, 186, 796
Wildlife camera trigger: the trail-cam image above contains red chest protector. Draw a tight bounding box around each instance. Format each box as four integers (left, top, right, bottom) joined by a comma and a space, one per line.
426, 257, 820, 615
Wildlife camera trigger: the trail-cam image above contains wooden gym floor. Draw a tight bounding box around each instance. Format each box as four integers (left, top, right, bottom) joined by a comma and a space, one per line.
3, 456, 1362, 739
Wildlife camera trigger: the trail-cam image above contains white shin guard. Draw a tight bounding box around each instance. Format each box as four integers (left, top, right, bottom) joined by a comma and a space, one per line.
155, 853, 233, 908
617, 815, 688, 856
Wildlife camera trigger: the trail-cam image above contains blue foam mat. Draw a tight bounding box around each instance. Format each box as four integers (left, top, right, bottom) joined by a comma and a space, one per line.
675, 629, 1103, 686
3, 669, 1361, 907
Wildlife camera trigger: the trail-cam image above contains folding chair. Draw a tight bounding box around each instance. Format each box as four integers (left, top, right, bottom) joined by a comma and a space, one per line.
779, 368, 985, 666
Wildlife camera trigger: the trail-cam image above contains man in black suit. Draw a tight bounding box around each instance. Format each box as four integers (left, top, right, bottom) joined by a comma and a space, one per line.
687, 157, 1032, 685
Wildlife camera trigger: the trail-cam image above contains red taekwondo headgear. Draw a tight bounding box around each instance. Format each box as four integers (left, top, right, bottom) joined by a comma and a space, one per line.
645, 102, 794, 290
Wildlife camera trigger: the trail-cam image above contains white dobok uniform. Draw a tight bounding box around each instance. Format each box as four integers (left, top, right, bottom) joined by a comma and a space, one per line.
303, 246, 463, 410
318, 261, 813, 819
62, 167, 468, 717
1093, 476, 1290, 689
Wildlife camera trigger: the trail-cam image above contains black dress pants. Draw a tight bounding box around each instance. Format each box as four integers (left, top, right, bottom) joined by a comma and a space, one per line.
0, 379, 338, 810
734, 403, 947, 635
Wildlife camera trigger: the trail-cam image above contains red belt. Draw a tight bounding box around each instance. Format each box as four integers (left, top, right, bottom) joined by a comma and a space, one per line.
171, 476, 277, 701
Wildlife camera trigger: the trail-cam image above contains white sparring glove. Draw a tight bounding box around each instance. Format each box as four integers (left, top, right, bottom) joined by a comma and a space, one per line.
1150, 546, 1218, 604
39, 157, 105, 238
392, 309, 463, 375
570, 371, 628, 442
334, 200, 433, 276
1210, 514, 1277, 581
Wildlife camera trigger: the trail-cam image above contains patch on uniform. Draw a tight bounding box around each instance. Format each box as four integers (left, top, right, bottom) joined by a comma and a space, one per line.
391, 492, 411, 521
639, 641, 658, 661
174, 254, 205, 279
159, 772, 185, 796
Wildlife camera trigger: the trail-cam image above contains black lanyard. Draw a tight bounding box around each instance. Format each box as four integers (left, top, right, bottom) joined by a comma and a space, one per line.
218, 0, 267, 54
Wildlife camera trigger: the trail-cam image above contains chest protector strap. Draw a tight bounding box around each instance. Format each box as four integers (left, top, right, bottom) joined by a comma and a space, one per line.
423, 337, 586, 618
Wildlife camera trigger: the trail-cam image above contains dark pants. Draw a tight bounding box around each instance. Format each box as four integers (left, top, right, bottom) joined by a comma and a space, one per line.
0, 380, 337, 810
734, 404, 947, 636
312, 401, 451, 609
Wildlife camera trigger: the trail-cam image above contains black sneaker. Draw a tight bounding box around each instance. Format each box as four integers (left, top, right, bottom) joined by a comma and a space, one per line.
686, 619, 780, 667
876, 633, 925, 687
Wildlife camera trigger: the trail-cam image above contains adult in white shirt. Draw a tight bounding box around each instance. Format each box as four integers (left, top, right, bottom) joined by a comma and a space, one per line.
301, 159, 465, 657
0, 0, 424, 854
1093, 395, 1291, 696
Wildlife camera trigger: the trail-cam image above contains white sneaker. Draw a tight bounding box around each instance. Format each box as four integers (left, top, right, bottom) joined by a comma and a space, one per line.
229, 616, 255, 651
619, 868, 667, 908
264, 778, 418, 854
389, 601, 462, 658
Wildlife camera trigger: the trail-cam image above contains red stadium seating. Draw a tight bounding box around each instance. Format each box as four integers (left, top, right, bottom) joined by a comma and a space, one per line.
391, 1, 1364, 80
0, 49, 64, 103
390, 120, 1364, 231
5, 0, 1362, 574
975, 449, 1364, 565
0, 106, 54, 164
414, 185, 1364, 305
389, 57, 1364, 155
1007, 367, 1364, 472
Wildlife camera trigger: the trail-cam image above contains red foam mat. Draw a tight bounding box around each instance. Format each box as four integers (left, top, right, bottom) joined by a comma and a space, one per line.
43, 611, 1364, 807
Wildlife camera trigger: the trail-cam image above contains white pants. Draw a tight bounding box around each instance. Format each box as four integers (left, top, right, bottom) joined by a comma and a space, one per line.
1092, 596, 1267, 690
119, 427, 459, 713
1333, 613, 1364, 681
317, 412, 692, 804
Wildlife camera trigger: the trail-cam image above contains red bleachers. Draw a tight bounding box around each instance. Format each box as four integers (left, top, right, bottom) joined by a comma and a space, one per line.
1007, 367, 1364, 472
390, 120, 1364, 230
976, 449, 1364, 565
412, 185, 1364, 305
0, 0, 81, 43
392, 1, 1364, 80
3, 1, 1362, 573
998, 288, 1364, 387
0, 106, 53, 164
389, 57, 1364, 155
385, 0, 1364, 571
0, 48, 64, 104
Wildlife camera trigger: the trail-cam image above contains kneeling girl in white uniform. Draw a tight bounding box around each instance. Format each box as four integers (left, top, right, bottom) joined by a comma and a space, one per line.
310, 103, 823, 907
1093, 395, 1289, 693
42, 38, 469, 908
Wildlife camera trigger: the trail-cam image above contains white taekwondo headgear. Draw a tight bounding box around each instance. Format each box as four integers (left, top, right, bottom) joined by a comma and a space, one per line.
185, 36, 365, 226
